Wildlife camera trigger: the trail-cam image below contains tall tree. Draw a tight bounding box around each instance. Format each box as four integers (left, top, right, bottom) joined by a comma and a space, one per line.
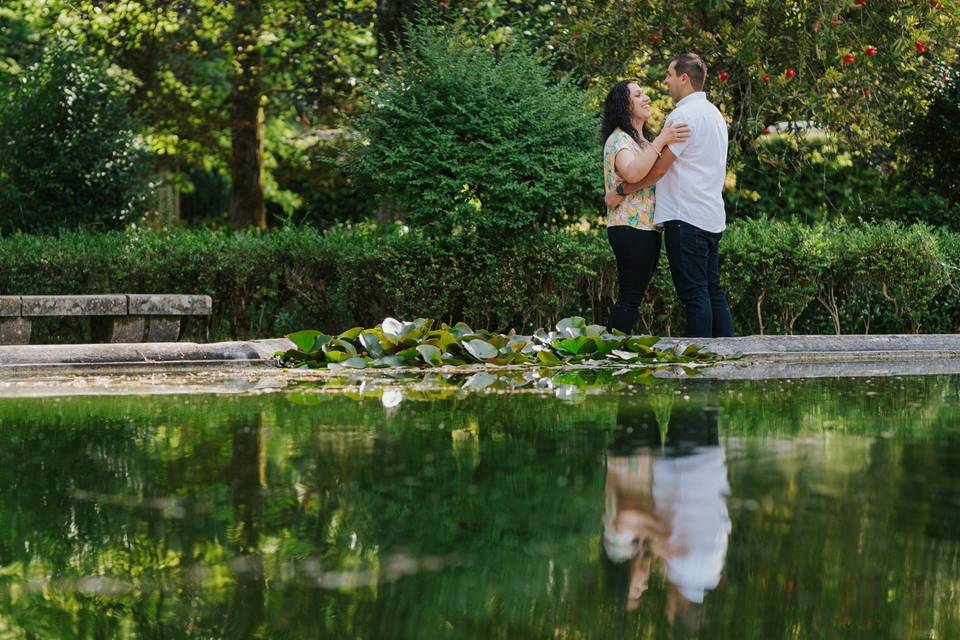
230, 0, 267, 228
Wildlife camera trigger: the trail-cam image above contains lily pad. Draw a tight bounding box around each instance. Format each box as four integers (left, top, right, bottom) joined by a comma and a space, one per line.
338, 327, 363, 341
417, 344, 443, 367
556, 316, 587, 337
381, 317, 405, 339
359, 332, 384, 358
286, 330, 327, 353
556, 336, 596, 356
463, 338, 498, 361
537, 350, 563, 366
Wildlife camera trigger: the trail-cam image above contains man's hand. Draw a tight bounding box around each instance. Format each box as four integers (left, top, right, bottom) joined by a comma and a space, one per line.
605, 188, 625, 210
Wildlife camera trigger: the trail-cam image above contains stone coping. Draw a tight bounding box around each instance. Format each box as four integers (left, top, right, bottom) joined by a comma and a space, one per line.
0, 334, 960, 373
0, 339, 291, 368
674, 334, 960, 357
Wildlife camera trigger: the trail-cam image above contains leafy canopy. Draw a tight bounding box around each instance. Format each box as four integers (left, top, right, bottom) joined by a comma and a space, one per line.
0, 41, 147, 233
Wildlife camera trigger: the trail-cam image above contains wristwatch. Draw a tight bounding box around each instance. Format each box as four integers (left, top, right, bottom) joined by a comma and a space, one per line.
615, 183, 625, 196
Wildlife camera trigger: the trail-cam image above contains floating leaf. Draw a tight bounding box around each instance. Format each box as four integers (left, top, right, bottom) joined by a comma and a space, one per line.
371, 356, 409, 368
286, 330, 327, 353
463, 338, 498, 361
537, 350, 563, 365
396, 347, 420, 359
417, 344, 443, 367
533, 328, 552, 345
426, 330, 457, 349
447, 322, 473, 339
682, 344, 704, 357
556, 316, 587, 337
441, 353, 468, 366
322, 338, 357, 357
585, 324, 607, 337
556, 336, 596, 356
338, 327, 363, 341
359, 332, 384, 358
340, 357, 369, 369
381, 317, 404, 339
324, 350, 352, 364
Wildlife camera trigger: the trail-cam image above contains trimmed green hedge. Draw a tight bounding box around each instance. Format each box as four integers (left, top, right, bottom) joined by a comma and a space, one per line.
0, 219, 957, 343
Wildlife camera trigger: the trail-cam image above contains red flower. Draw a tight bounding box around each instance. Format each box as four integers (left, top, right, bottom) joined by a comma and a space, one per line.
812, 21, 821, 32
842, 54, 855, 65
718, 71, 729, 82
915, 41, 928, 54
854, 0, 866, 6
761, 74, 770, 83
784, 68, 797, 79
762, 127, 771, 135
650, 33, 660, 43
865, 46, 877, 57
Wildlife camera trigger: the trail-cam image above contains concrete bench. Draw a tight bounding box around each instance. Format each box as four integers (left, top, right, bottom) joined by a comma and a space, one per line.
0, 294, 212, 344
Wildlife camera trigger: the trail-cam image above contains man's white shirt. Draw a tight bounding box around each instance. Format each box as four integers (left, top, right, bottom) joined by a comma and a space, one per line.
653, 447, 731, 604
653, 92, 728, 233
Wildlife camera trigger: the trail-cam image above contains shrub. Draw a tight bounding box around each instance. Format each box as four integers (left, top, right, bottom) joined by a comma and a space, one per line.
726, 134, 888, 223
352, 21, 599, 235
0, 42, 147, 234
0, 221, 956, 343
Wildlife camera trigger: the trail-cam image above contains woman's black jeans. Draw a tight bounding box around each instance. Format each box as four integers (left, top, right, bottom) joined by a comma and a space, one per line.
606, 225, 661, 335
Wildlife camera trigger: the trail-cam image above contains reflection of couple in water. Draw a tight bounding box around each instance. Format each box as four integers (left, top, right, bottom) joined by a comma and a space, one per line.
603, 386, 731, 629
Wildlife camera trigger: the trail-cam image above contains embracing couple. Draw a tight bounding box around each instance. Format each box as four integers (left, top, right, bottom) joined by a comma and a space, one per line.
602, 53, 734, 339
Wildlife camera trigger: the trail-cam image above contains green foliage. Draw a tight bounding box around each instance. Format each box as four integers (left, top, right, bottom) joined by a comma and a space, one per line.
0, 42, 147, 233
727, 133, 888, 223
904, 64, 960, 208
353, 21, 599, 234
0, 220, 957, 343
276, 315, 718, 369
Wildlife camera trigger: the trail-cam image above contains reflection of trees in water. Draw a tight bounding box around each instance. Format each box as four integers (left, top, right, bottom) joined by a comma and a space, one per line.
223, 413, 265, 639
0, 382, 954, 637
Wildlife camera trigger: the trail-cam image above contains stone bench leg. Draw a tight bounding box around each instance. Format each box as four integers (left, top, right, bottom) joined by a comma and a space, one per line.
145, 316, 182, 342
91, 316, 146, 343
0, 318, 31, 345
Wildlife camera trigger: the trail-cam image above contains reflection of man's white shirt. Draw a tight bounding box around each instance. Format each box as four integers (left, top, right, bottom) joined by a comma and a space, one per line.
652, 447, 731, 604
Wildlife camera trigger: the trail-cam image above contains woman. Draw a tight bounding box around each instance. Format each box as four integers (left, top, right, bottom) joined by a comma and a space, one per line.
602, 81, 689, 334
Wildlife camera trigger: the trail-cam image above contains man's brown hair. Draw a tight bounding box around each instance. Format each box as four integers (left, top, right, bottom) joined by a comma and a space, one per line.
669, 53, 707, 91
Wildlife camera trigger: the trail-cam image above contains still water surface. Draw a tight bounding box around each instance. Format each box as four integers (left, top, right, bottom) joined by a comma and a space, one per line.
0, 374, 958, 639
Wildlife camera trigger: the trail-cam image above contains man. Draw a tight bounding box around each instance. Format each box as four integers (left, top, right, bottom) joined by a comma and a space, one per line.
605, 53, 734, 338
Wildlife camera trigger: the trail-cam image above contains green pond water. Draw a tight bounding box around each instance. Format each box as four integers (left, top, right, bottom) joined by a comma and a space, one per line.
0, 373, 958, 639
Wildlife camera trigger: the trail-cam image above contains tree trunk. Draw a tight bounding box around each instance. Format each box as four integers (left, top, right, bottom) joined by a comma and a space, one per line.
230, 0, 266, 229
222, 413, 265, 638
375, 0, 418, 59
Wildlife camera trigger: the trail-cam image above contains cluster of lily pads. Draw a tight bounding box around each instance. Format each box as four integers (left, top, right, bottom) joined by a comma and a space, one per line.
276, 316, 722, 370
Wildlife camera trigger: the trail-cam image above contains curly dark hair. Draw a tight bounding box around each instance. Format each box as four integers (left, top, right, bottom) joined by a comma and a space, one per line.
601, 80, 653, 147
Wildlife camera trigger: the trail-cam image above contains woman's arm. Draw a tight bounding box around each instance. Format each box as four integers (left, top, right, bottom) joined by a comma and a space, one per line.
605, 123, 688, 210
615, 121, 689, 184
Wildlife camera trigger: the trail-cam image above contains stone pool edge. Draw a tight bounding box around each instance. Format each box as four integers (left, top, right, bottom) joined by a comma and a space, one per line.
2, 334, 960, 375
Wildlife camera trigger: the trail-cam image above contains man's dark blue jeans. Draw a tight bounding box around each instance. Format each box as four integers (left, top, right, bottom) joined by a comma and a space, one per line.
663, 220, 734, 338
